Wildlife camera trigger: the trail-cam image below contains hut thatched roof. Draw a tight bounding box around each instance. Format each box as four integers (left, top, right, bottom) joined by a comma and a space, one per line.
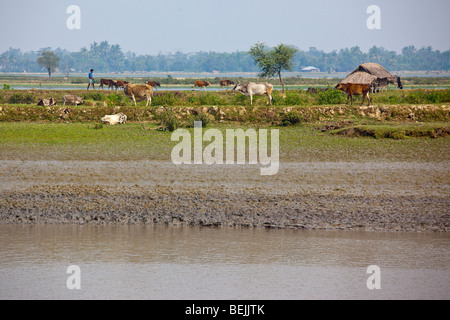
341, 71, 377, 85
341, 63, 397, 85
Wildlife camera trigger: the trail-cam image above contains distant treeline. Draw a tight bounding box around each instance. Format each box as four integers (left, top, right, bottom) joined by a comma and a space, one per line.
0, 41, 449, 74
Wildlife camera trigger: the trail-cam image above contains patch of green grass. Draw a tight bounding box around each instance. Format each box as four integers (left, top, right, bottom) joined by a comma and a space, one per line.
0, 122, 448, 163
332, 123, 449, 140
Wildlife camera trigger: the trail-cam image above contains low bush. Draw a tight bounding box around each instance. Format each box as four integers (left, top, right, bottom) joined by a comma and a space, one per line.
83, 92, 106, 101
105, 93, 124, 106
281, 111, 303, 126
8, 93, 35, 104
158, 110, 179, 131
317, 87, 346, 105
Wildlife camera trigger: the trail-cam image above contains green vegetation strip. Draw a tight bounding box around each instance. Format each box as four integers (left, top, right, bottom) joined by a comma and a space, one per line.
0, 122, 448, 163
1, 88, 449, 107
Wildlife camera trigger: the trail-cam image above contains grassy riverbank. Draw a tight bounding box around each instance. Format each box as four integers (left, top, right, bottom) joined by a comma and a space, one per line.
0, 121, 448, 163
1, 120, 448, 231
0, 86, 448, 231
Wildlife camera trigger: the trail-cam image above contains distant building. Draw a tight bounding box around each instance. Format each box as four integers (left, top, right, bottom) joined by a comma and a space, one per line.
301, 66, 320, 72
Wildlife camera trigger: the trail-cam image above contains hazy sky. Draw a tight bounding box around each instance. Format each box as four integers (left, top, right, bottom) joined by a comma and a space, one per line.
1, 0, 449, 54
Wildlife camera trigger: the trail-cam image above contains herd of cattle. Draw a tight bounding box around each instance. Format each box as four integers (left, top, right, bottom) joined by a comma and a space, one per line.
34, 77, 401, 125
98, 78, 236, 91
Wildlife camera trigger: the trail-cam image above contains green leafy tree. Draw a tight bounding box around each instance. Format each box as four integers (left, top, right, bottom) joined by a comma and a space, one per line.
249, 43, 298, 93
37, 51, 59, 78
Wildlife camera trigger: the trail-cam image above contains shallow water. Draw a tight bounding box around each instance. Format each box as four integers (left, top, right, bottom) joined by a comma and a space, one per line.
0, 225, 448, 300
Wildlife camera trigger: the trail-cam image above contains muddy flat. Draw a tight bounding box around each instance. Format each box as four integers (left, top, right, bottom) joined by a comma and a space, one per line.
1, 159, 448, 231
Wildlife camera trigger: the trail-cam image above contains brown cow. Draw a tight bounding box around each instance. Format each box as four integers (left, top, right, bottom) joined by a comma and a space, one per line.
219, 80, 234, 90
123, 83, 153, 106
99, 79, 118, 90
335, 83, 371, 106
115, 80, 129, 88
146, 81, 161, 89
194, 80, 210, 90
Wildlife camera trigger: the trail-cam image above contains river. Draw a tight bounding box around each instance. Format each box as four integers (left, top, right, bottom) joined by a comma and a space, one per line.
0, 225, 448, 300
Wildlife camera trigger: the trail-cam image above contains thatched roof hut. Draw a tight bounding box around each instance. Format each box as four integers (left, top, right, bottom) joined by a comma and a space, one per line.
341, 63, 398, 86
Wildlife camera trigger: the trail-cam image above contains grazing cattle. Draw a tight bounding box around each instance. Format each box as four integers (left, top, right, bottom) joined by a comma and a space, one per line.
219, 80, 234, 90
232, 82, 273, 106
37, 98, 56, 106
123, 83, 153, 106
194, 80, 210, 90
99, 79, 118, 90
101, 112, 127, 125
146, 80, 161, 88
63, 95, 83, 106
335, 83, 371, 106
146, 81, 161, 89
370, 76, 403, 93
115, 80, 129, 88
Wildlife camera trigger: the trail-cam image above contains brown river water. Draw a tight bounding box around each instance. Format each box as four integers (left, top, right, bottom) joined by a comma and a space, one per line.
0, 225, 448, 300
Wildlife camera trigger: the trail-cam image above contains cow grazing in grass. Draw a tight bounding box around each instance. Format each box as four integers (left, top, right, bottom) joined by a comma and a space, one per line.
335, 83, 371, 106
63, 95, 83, 106
99, 79, 118, 90
232, 82, 273, 106
37, 98, 57, 106
219, 80, 234, 90
123, 83, 153, 106
101, 112, 127, 125
146, 81, 161, 89
194, 80, 210, 90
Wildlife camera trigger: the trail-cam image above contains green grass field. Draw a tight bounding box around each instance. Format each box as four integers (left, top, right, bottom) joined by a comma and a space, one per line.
1, 122, 448, 163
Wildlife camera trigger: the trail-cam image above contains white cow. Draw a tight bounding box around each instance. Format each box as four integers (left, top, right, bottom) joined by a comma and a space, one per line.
101, 113, 127, 125
123, 83, 153, 106
232, 82, 273, 106
63, 95, 83, 106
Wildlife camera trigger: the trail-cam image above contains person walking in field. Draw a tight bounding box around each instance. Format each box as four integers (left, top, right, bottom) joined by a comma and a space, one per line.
87, 69, 95, 90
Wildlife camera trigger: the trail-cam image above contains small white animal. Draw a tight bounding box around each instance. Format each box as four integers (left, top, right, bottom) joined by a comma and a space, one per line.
62, 95, 83, 106
101, 113, 127, 125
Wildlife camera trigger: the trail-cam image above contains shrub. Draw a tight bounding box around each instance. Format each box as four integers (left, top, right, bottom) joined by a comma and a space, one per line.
8, 93, 34, 104
105, 93, 124, 106
194, 113, 210, 127
282, 90, 308, 105
231, 93, 249, 105
153, 92, 183, 106
159, 110, 179, 131
83, 92, 106, 101
281, 111, 302, 126
318, 88, 346, 105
